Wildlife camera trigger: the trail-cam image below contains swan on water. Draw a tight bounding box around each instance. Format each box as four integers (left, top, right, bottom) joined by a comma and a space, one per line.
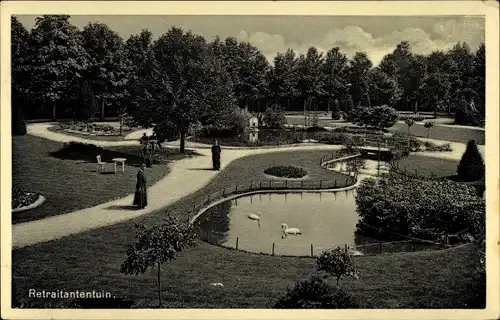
248, 212, 261, 220
281, 223, 301, 238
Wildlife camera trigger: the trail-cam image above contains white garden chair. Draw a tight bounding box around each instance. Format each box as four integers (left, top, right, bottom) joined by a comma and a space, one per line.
96, 155, 108, 173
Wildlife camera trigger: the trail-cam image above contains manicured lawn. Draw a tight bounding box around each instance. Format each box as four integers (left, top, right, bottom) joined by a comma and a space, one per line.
285, 116, 485, 145
394, 154, 459, 179
12, 135, 196, 224
12, 149, 483, 308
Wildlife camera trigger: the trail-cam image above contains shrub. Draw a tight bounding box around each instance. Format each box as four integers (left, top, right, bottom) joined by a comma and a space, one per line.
454, 99, 482, 126
317, 247, 358, 286
59, 141, 104, 159
400, 114, 426, 122
422, 141, 452, 152
12, 188, 39, 209
333, 126, 387, 135
355, 174, 485, 241
353, 105, 398, 130
318, 133, 347, 145
274, 276, 360, 309
457, 140, 485, 182
263, 104, 286, 129
264, 165, 307, 178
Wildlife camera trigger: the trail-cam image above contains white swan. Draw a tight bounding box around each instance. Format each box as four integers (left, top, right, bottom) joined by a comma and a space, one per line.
248, 212, 261, 221
281, 223, 301, 238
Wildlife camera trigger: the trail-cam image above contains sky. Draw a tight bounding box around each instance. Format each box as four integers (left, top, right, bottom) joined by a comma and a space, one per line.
16, 15, 485, 65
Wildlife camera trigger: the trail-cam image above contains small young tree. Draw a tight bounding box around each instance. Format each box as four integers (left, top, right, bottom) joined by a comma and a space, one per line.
120, 215, 197, 307
263, 104, 286, 129
274, 276, 360, 309
424, 121, 435, 138
316, 247, 358, 286
457, 140, 485, 182
331, 99, 341, 120
404, 118, 415, 135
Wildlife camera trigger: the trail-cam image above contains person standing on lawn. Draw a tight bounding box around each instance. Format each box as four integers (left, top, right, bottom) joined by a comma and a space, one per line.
211, 139, 222, 170
133, 164, 148, 209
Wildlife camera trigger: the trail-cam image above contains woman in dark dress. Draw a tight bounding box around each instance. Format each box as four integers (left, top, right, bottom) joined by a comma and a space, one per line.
133, 164, 147, 208
211, 139, 221, 170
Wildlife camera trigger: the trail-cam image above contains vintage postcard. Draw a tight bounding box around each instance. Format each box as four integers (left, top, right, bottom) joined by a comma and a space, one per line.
1, 1, 499, 319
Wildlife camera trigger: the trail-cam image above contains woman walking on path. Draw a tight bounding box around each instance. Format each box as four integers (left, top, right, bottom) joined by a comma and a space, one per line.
211, 139, 222, 170
133, 164, 148, 209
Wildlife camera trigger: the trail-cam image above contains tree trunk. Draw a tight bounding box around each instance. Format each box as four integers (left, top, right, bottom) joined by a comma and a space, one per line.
180, 125, 186, 154
101, 98, 105, 121
52, 103, 56, 121
287, 97, 290, 111
336, 275, 340, 286
119, 115, 123, 136
157, 262, 162, 307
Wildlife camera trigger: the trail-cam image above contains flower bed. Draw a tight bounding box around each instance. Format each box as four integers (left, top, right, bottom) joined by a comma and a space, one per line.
332, 126, 387, 135
264, 165, 307, 179
57, 121, 132, 136
12, 188, 41, 210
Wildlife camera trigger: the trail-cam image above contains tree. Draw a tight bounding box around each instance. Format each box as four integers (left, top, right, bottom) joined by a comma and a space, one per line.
27, 15, 89, 120
365, 67, 401, 107
120, 215, 197, 307
81, 22, 127, 120
270, 49, 300, 109
297, 47, 326, 112
323, 47, 349, 112
263, 104, 286, 129
424, 121, 435, 138
149, 27, 234, 153
354, 105, 398, 130
274, 276, 360, 309
404, 118, 415, 135
316, 247, 358, 286
76, 80, 98, 121
348, 52, 373, 107
457, 140, 485, 182
11, 16, 30, 135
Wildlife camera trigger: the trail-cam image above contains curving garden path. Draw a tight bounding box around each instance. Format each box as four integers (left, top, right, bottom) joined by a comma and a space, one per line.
12, 123, 485, 249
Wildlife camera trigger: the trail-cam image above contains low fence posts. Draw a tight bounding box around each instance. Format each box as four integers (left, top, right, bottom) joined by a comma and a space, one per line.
236, 237, 239, 250
260, 181, 262, 189
320, 180, 323, 188
301, 180, 304, 189
334, 180, 337, 188
285, 180, 288, 188
222, 188, 225, 197
235, 185, 238, 193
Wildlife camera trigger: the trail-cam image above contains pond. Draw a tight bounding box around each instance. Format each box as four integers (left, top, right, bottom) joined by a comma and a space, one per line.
195, 190, 365, 257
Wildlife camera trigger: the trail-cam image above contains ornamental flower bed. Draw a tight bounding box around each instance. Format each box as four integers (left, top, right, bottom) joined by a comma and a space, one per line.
264, 165, 307, 179
12, 188, 40, 209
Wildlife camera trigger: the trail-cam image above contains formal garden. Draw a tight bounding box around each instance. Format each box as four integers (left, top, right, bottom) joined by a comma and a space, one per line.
10, 15, 487, 310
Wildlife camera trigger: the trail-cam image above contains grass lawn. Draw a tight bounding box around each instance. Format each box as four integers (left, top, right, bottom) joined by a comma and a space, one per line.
12, 149, 484, 308
12, 135, 196, 224
393, 154, 459, 179
285, 117, 485, 145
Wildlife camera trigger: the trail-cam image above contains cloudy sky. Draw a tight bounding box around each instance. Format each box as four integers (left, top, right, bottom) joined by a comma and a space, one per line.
16, 15, 484, 65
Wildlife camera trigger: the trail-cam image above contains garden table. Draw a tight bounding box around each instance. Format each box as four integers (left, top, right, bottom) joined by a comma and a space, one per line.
112, 158, 127, 173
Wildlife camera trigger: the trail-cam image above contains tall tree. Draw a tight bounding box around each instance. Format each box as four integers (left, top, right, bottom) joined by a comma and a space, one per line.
270, 49, 299, 109
235, 41, 270, 110
348, 52, 373, 108
11, 16, 30, 134
365, 67, 401, 107
81, 22, 127, 120
322, 47, 349, 112
149, 27, 234, 153
27, 15, 89, 120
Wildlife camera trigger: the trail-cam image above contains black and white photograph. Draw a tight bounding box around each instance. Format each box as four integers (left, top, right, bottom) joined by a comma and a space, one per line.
1, 1, 498, 319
